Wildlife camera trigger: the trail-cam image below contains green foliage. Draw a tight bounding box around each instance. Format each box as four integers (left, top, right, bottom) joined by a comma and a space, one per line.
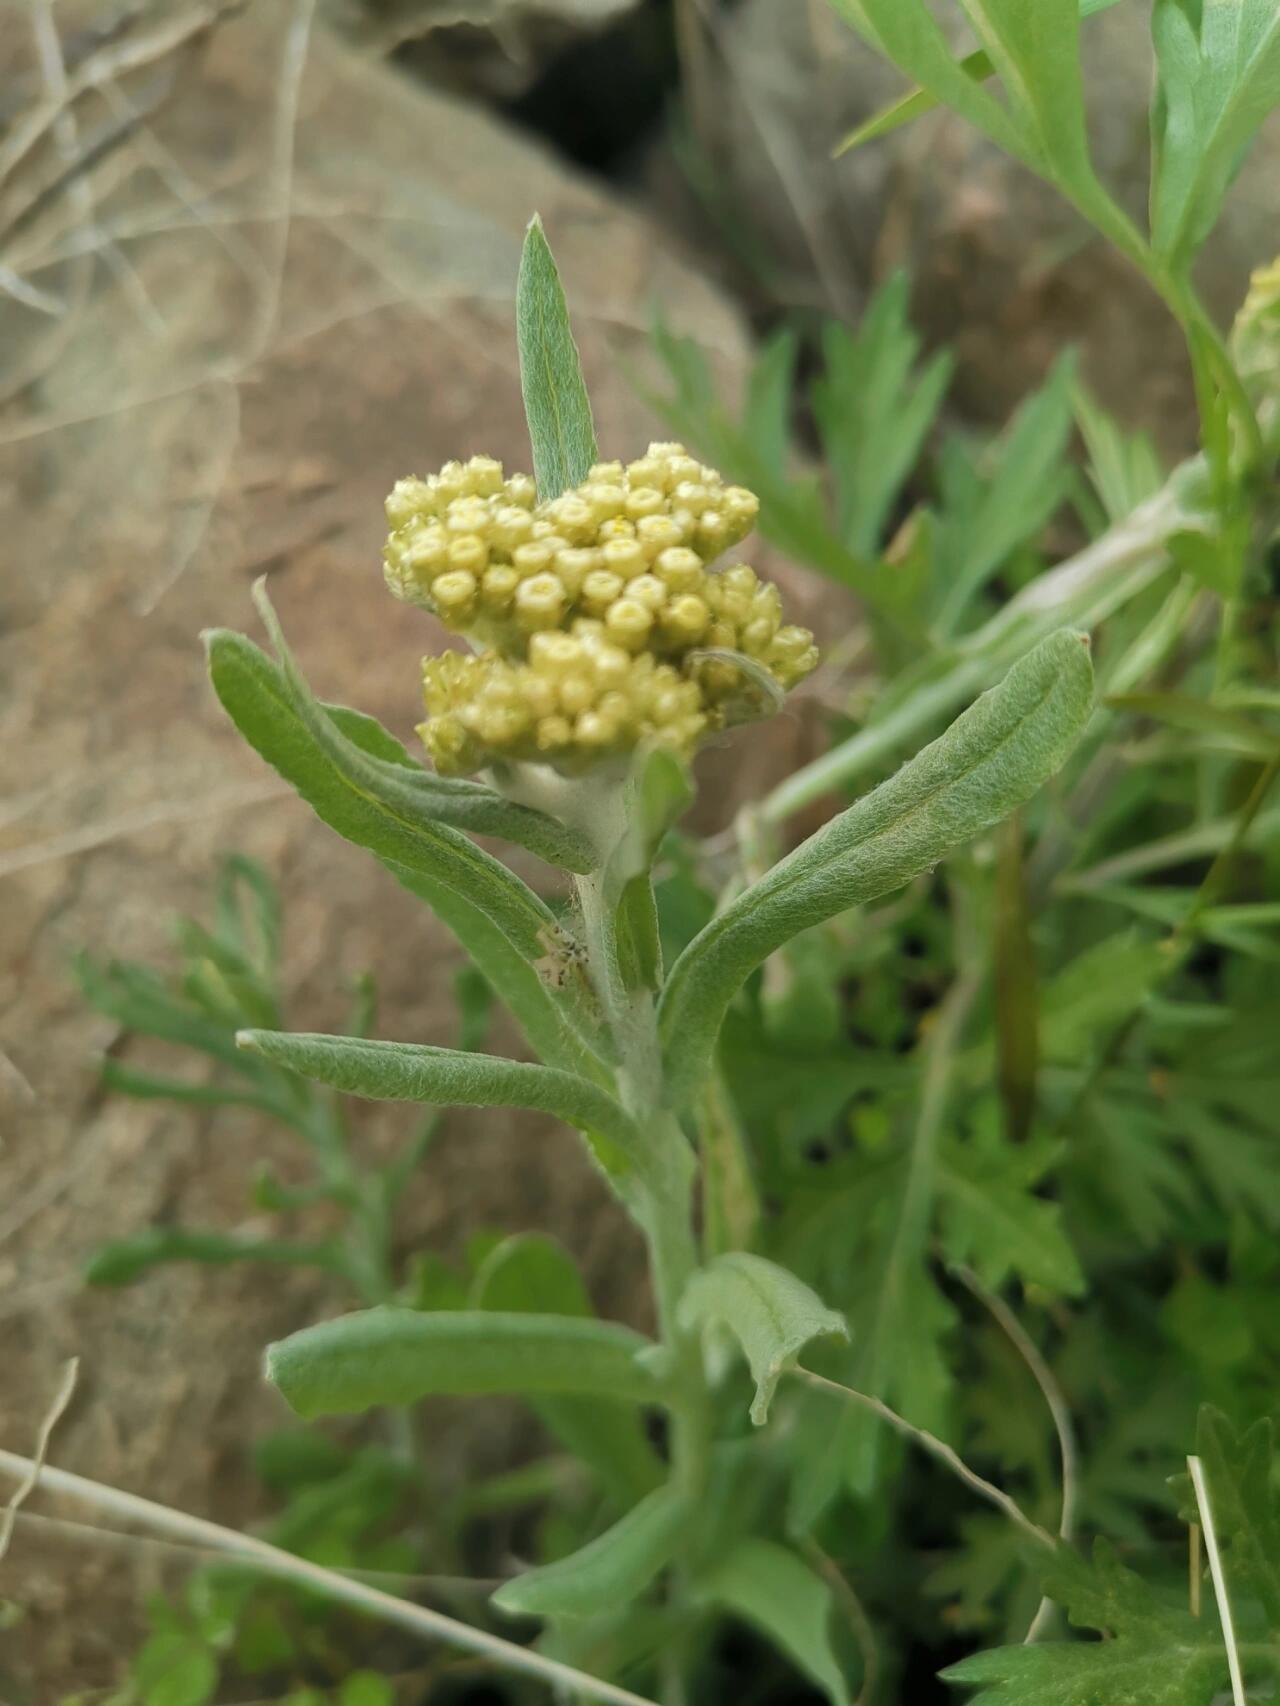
492, 1481, 692, 1618
699, 1541, 851, 1706
944, 1540, 1229, 1703
78, 187, 1280, 1706
1150, 1, 1280, 270
658, 630, 1094, 1100
267, 1307, 662, 1418
677, 1253, 847, 1425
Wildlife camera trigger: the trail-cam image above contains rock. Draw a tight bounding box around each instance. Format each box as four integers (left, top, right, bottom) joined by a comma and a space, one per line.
0, 7, 803, 1693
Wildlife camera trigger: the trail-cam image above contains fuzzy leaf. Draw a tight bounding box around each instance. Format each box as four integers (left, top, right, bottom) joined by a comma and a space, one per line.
237, 1029, 639, 1160
678, 1253, 847, 1425
699, 1540, 851, 1706
87, 1227, 339, 1288
266, 1309, 661, 1418
493, 1481, 691, 1619
517, 216, 598, 502
471, 1233, 663, 1504
659, 631, 1093, 1101
205, 627, 603, 1077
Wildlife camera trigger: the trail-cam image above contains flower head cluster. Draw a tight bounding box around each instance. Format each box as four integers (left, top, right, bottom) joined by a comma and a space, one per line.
382, 442, 818, 776
1232, 256, 1280, 402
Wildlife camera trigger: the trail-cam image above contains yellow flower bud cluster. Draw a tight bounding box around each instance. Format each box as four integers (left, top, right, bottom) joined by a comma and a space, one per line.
382, 443, 818, 776
1232, 257, 1280, 399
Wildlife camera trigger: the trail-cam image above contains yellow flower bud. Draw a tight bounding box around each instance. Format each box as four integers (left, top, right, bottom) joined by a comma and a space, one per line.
605, 597, 655, 651
536, 714, 573, 752
491, 506, 535, 552
600, 537, 646, 581
559, 671, 597, 715
529, 630, 583, 675
448, 533, 489, 576
661, 594, 710, 643
480, 564, 519, 613
624, 485, 665, 521
552, 547, 600, 597
575, 709, 620, 748
432, 570, 479, 620
588, 460, 625, 483
653, 546, 704, 593
514, 572, 568, 631
636, 514, 685, 559
546, 494, 597, 543
385, 476, 433, 528
504, 473, 537, 508
581, 570, 626, 615
626, 574, 667, 612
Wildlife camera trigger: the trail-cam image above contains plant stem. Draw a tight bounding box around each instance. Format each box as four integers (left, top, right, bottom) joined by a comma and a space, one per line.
0, 1450, 658, 1706
575, 856, 709, 1500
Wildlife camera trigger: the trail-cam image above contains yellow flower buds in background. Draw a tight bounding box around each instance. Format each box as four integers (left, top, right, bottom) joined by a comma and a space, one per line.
382, 444, 816, 776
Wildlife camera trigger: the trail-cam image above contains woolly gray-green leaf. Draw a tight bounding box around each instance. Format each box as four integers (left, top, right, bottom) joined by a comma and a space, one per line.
266, 1308, 660, 1418
658, 630, 1093, 1101
678, 1253, 847, 1426
237, 1030, 639, 1159
517, 216, 598, 502
205, 627, 604, 1078
245, 583, 596, 873
492, 1481, 691, 1619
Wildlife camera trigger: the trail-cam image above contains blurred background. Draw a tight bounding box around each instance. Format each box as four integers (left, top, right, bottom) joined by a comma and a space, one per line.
1, 1, 1276, 1700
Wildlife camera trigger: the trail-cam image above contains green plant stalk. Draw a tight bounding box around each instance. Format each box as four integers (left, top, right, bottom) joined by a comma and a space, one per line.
574, 857, 710, 1501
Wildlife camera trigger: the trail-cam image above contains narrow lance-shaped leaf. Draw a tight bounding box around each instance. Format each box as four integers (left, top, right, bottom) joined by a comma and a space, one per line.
237, 1029, 640, 1161
248, 582, 596, 873
205, 627, 605, 1078
266, 1308, 661, 1418
517, 215, 598, 502
493, 1481, 692, 1619
659, 630, 1094, 1101
678, 1253, 848, 1426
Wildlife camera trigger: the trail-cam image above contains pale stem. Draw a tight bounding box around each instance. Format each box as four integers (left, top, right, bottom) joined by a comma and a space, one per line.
0, 1449, 658, 1706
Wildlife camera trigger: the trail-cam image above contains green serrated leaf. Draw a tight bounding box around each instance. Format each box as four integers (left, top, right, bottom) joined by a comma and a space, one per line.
659, 630, 1094, 1101
812, 276, 954, 558
517, 215, 598, 502
678, 1253, 847, 1425
944, 1540, 1229, 1704
493, 1480, 691, 1618
699, 1539, 851, 1706
266, 1308, 662, 1418
937, 1138, 1084, 1295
